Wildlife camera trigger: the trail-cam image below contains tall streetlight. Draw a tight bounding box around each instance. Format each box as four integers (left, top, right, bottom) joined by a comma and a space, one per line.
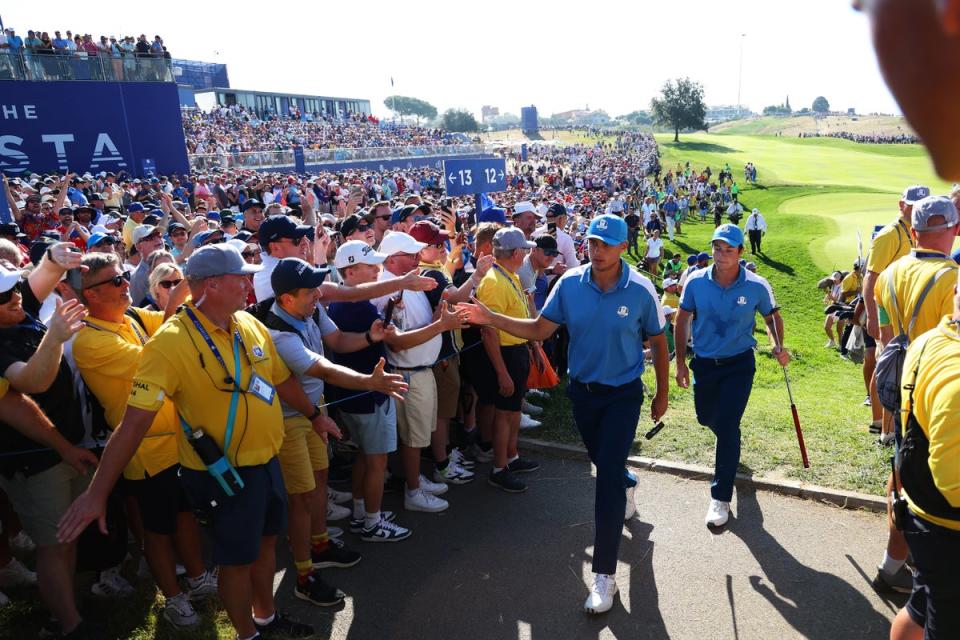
737, 33, 746, 117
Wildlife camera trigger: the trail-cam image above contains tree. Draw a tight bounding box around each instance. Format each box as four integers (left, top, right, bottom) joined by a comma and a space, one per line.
383, 95, 438, 124
440, 109, 480, 133
650, 77, 708, 142
812, 96, 830, 114
621, 110, 654, 125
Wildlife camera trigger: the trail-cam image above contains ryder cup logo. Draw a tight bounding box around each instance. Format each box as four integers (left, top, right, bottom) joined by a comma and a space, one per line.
617, 305, 629, 317
597, 219, 608, 230
253, 346, 264, 357
737, 296, 747, 306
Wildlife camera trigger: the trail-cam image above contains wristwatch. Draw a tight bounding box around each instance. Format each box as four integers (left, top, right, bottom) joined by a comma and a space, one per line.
307, 405, 323, 421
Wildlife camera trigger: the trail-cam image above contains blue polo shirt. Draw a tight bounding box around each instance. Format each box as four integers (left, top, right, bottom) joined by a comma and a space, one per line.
541, 259, 664, 386
679, 265, 777, 359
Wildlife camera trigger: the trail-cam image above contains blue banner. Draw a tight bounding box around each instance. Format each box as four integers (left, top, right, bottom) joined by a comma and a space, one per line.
293, 146, 306, 174
0, 80, 189, 177
442, 158, 507, 197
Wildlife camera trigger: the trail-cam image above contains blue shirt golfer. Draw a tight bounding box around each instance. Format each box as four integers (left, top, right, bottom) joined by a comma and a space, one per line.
674, 224, 790, 528
459, 214, 669, 615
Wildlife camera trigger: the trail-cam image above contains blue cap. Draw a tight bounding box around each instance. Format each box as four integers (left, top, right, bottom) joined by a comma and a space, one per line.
585, 214, 627, 245
193, 229, 224, 248
686, 255, 698, 266
271, 258, 330, 297
86, 233, 114, 249
127, 202, 144, 213
902, 185, 931, 205
478, 207, 507, 224
206, 211, 221, 221
258, 215, 312, 249
697, 252, 710, 262
711, 224, 744, 248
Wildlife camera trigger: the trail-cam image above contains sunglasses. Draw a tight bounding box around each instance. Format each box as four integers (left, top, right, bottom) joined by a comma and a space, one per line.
543, 250, 559, 257
0, 281, 22, 305
87, 271, 131, 289
354, 223, 371, 233
376, 215, 391, 221
157, 278, 182, 289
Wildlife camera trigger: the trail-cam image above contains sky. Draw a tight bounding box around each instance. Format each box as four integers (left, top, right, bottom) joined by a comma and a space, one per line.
3, 1, 899, 120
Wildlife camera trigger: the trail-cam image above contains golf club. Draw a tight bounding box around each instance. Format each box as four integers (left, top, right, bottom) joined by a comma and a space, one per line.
770, 321, 811, 468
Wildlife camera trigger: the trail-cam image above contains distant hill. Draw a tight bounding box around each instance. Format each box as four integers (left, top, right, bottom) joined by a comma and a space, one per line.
710, 114, 914, 137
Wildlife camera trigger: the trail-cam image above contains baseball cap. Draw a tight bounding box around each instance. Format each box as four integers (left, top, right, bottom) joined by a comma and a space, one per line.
663, 278, 679, 288
390, 205, 417, 225
697, 252, 711, 263
493, 227, 537, 251
193, 230, 224, 248
167, 222, 187, 234
338, 214, 371, 240
911, 195, 959, 232
546, 203, 568, 219
711, 224, 744, 248
206, 211, 221, 222
127, 202, 145, 213
334, 240, 388, 269
86, 233, 117, 249
241, 198, 263, 213
478, 207, 507, 224
686, 254, 698, 266
0, 223, 21, 237
258, 215, 312, 248
132, 225, 160, 244
512, 201, 536, 217
832, 271, 843, 280
379, 232, 427, 256
89, 192, 105, 201
184, 244, 262, 279
902, 185, 931, 205
532, 234, 559, 255
586, 214, 628, 245
745, 262, 758, 272
409, 220, 449, 245
0, 264, 22, 294
271, 258, 330, 297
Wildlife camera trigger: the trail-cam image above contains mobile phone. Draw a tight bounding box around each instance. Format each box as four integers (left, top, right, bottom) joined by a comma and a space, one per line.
67, 268, 83, 291
383, 295, 400, 326
548, 222, 557, 233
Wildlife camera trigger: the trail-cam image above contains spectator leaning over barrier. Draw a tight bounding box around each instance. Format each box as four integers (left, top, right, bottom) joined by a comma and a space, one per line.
58, 244, 328, 640
0, 245, 98, 638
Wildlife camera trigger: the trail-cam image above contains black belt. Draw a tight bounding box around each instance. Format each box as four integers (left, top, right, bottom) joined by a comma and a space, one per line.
389, 364, 433, 373
693, 349, 754, 367
571, 378, 640, 394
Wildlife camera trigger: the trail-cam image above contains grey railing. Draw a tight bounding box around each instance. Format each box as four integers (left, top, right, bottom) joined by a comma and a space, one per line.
0, 50, 173, 82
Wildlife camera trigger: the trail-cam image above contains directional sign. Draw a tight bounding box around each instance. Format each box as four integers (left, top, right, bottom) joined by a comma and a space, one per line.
443, 157, 507, 197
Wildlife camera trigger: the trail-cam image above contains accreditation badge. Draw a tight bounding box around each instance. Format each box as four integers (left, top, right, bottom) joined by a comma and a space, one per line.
248, 373, 276, 405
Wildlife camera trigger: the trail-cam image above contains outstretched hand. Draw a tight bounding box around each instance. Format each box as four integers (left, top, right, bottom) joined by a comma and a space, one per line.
456, 297, 494, 327
369, 357, 408, 401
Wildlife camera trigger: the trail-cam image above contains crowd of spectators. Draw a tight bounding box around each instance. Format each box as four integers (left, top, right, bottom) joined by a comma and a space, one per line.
183, 106, 464, 155
800, 131, 918, 144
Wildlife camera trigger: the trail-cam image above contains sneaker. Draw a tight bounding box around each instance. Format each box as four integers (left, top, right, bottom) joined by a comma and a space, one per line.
9, 531, 35, 554
327, 486, 353, 504
868, 421, 882, 435
863, 395, 872, 406
311, 537, 362, 569
584, 573, 618, 614
162, 594, 199, 628
519, 413, 542, 429
349, 511, 396, 534
417, 474, 449, 496
824, 339, 837, 349
467, 443, 494, 463
256, 611, 318, 636
488, 469, 527, 493
91, 566, 135, 598
434, 461, 475, 485
361, 518, 412, 543
526, 388, 549, 400
877, 432, 896, 447
624, 485, 637, 521
506, 456, 540, 474
404, 489, 449, 513
327, 502, 351, 522
186, 569, 218, 600
705, 499, 731, 528
521, 400, 543, 416
449, 447, 476, 469
0, 558, 37, 588
872, 564, 914, 594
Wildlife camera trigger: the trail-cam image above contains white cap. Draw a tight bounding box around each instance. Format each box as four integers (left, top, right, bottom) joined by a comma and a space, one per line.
752, 208, 759, 215
513, 201, 535, 215
226, 238, 255, 253
335, 240, 388, 268
132, 225, 159, 244
379, 232, 426, 256
663, 278, 679, 288
0, 264, 22, 294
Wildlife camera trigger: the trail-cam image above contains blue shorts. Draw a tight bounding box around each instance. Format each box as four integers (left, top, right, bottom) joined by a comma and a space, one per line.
128, 464, 191, 535
904, 509, 960, 638
179, 457, 287, 566
337, 400, 398, 455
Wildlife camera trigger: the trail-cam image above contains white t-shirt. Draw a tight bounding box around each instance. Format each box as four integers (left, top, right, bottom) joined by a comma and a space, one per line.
646, 237, 664, 259
372, 270, 440, 368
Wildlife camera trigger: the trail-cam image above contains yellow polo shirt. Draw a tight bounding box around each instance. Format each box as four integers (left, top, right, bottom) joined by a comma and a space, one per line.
476, 264, 529, 347
875, 252, 956, 341
900, 318, 960, 531
122, 217, 139, 252
127, 304, 291, 472
839, 271, 862, 303
74, 309, 178, 480
866, 217, 914, 274
660, 290, 681, 311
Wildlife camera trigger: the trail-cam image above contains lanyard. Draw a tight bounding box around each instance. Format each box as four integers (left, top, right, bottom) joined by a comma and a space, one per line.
492, 264, 530, 318
898, 219, 917, 249
183, 306, 245, 390
81, 316, 147, 346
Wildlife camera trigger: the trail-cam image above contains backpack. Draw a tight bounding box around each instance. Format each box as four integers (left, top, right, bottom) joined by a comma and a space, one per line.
875, 264, 954, 412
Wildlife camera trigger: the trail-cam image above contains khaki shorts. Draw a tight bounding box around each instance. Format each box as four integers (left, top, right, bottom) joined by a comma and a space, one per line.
433, 356, 461, 420
277, 415, 329, 495
395, 368, 437, 448
0, 462, 90, 547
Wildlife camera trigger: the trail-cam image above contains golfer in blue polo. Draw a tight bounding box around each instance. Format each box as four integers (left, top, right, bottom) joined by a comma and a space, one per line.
459, 214, 669, 615
673, 224, 790, 528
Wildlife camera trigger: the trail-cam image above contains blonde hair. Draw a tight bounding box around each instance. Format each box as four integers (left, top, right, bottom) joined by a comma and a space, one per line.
149, 263, 183, 300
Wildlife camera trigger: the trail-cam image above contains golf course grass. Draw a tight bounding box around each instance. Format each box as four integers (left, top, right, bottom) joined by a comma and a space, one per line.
529, 132, 954, 496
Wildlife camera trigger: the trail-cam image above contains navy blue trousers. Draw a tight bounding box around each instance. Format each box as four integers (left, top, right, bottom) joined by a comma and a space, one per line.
690, 351, 756, 502
567, 378, 643, 575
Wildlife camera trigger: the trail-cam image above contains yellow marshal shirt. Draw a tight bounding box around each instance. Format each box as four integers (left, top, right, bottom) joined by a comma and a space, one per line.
866, 217, 914, 274
127, 304, 291, 472
73, 309, 178, 480
900, 318, 960, 531
875, 252, 957, 341
839, 271, 862, 303
0, 377, 8, 399
476, 264, 529, 347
